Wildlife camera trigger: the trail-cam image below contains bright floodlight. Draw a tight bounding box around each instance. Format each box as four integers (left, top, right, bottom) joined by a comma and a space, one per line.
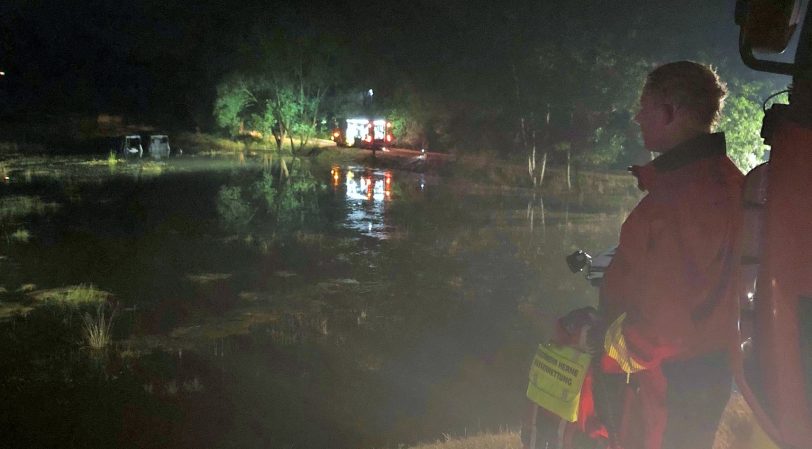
368, 89, 374, 96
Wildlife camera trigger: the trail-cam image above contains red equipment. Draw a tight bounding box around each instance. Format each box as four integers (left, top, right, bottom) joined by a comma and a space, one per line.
732, 1, 812, 447
523, 2, 812, 448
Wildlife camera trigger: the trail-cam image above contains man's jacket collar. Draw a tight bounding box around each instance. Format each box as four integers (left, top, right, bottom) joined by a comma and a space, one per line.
651, 132, 726, 172
630, 133, 726, 191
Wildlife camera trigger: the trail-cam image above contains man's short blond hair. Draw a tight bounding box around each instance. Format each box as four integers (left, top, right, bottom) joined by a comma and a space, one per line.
644, 61, 728, 130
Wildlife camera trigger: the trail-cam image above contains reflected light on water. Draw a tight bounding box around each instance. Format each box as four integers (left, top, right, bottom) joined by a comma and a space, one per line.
345, 170, 391, 202
340, 167, 400, 239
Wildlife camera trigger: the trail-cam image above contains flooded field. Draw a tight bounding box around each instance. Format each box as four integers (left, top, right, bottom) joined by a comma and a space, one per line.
0, 153, 639, 449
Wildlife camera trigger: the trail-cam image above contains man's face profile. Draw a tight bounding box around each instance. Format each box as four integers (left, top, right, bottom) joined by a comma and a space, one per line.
634, 89, 672, 152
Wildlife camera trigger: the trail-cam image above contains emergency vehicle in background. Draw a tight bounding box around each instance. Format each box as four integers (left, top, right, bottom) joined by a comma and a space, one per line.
331, 118, 395, 149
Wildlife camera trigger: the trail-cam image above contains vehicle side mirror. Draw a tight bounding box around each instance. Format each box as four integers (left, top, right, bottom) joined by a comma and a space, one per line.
736, 0, 800, 53
736, 0, 806, 76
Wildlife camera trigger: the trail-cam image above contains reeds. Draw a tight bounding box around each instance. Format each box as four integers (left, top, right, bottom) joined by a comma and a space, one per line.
82, 304, 116, 350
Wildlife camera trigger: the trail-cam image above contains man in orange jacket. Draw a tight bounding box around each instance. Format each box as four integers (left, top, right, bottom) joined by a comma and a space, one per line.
595, 61, 744, 449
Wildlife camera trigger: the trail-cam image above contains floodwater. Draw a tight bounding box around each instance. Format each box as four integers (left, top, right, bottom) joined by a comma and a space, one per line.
0, 153, 639, 449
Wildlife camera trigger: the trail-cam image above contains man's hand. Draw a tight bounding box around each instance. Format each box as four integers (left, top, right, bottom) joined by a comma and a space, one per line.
584, 320, 608, 355
560, 306, 599, 335
559, 306, 604, 354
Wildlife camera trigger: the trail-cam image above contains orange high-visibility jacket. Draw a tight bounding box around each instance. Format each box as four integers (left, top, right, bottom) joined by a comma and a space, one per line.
598, 133, 744, 449
601, 132, 744, 361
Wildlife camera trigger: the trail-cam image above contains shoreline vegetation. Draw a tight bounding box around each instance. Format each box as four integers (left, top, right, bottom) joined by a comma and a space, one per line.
0, 123, 643, 197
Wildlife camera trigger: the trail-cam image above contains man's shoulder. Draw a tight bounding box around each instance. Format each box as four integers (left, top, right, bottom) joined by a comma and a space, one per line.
672, 155, 743, 193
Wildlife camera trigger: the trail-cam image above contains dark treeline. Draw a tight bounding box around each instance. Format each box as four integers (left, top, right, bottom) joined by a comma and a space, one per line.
0, 0, 789, 168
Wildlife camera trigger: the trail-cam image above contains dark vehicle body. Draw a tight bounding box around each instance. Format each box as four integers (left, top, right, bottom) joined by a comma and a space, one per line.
118, 135, 143, 157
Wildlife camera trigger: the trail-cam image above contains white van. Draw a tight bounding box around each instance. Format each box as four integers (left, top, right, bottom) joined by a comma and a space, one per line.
148, 135, 171, 159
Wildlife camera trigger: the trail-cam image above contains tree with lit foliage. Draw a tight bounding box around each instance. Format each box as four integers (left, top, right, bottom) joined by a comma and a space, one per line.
212, 29, 341, 152
718, 80, 784, 172
213, 76, 253, 138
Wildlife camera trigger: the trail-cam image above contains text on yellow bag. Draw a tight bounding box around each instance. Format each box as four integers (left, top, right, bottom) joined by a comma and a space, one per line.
526, 343, 591, 422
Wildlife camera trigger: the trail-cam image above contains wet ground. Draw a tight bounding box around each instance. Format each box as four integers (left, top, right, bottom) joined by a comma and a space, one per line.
0, 152, 639, 448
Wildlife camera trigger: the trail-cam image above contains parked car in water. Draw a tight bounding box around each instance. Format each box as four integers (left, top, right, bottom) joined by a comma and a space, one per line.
118, 135, 143, 157
148, 135, 171, 159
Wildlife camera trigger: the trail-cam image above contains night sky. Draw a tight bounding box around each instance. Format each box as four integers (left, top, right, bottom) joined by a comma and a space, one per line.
0, 1, 791, 129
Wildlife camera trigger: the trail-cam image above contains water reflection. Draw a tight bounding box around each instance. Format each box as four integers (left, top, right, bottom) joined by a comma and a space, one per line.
526, 193, 546, 239
344, 167, 392, 201
0, 154, 644, 449
338, 166, 396, 239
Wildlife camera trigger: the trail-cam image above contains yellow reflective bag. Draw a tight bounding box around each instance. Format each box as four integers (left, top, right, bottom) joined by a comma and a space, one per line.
526, 343, 591, 422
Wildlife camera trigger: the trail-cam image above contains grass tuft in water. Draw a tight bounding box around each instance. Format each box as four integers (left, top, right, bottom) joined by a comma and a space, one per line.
186, 273, 232, 284
0, 301, 33, 319
107, 151, 119, 165
140, 161, 164, 174
9, 228, 30, 242
31, 284, 110, 307
65, 285, 107, 304
0, 195, 59, 221
16, 283, 36, 293
82, 304, 115, 350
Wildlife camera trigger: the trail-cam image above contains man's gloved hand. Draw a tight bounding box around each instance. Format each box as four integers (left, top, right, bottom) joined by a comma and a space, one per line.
560, 306, 599, 336
584, 320, 608, 356
560, 307, 604, 354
